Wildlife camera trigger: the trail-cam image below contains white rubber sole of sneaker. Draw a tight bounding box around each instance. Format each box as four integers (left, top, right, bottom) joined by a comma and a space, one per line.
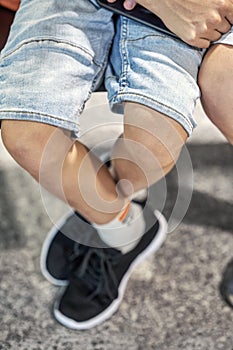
40, 211, 74, 287
53, 210, 167, 330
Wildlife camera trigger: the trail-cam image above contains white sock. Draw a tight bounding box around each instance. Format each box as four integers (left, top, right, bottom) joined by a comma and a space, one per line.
93, 202, 146, 254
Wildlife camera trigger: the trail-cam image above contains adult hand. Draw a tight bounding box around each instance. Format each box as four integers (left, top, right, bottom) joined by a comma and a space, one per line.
0, 0, 20, 11
107, 0, 233, 48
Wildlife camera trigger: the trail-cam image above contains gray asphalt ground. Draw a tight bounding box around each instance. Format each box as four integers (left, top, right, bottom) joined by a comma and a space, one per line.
0, 94, 232, 350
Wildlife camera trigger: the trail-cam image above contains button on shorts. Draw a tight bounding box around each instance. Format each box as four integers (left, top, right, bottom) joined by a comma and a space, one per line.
0, 0, 232, 137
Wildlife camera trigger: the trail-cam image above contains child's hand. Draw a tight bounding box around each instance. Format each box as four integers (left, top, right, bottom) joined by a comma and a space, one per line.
0, 0, 20, 11
107, 0, 137, 11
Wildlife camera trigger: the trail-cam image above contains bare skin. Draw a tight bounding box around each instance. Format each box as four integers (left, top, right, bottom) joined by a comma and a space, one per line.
107, 0, 233, 48
1, 102, 187, 224
198, 43, 233, 144
0, 0, 19, 11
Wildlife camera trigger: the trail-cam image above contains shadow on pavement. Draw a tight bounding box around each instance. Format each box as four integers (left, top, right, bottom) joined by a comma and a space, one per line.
156, 142, 233, 233
188, 143, 233, 168
0, 169, 25, 249
186, 143, 232, 232
184, 190, 233, 232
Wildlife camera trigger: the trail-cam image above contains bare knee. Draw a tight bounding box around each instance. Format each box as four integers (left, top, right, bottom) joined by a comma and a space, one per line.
123, 103, 187, 170
112, 103, 188, 191
1, 120, 58, 179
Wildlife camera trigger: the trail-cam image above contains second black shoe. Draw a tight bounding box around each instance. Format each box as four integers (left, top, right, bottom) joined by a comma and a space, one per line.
220, 258, 233, 308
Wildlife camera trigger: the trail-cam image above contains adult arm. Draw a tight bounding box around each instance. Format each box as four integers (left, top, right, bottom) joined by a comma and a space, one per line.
107, 0, 233, 48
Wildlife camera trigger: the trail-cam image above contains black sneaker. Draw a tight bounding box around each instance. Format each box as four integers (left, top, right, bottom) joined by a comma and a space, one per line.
220, 258, 233, 308
53, 208, 167, 330
41, 200, 148, 286
40, 211, 101, 286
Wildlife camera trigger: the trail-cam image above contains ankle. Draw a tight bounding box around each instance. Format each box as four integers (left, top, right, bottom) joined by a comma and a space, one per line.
94, 202, 146, 253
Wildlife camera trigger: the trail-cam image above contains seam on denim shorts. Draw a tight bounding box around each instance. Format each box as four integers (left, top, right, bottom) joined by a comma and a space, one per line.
0, 111, 80, 132
124, 33, 204, 58
125, 32, 181, 44
77, 36, 114, 118
76, 60, 106, 117
0, 37, 103, 68
109, 91, 194, 134
118, 17, 130, 91
0, 109, 79, 123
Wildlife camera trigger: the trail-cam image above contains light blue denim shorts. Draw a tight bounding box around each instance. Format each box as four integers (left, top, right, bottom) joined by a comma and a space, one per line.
0, 0, 232, 136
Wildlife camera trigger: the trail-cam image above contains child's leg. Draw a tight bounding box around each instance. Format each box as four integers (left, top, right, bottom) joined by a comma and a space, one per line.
105, 16, 204, 195
1, 99, 187, 222
198, 43, 233, 144
112, 102, 188, 196
1, 120, 125, 225
4, 104, 178, 230
0, 0, 120, 224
